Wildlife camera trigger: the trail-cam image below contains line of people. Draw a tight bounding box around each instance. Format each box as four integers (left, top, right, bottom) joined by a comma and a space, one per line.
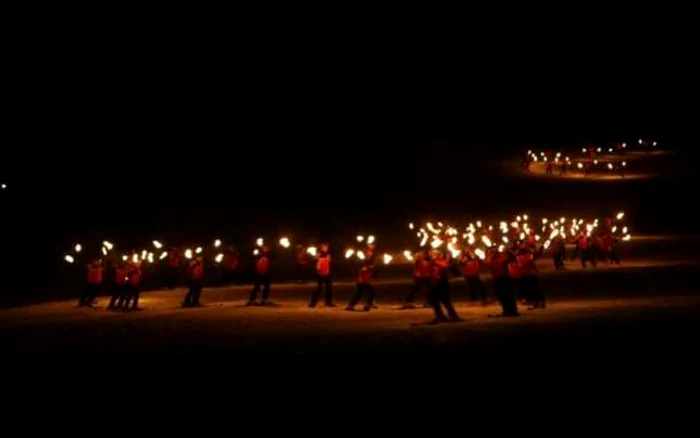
76, 241, 545, 324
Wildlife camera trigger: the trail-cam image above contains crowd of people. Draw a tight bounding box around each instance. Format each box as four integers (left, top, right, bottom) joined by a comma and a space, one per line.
72, 210, 628, 325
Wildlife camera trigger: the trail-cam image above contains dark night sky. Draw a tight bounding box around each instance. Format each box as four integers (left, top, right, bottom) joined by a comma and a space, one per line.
2, 17, 698, 258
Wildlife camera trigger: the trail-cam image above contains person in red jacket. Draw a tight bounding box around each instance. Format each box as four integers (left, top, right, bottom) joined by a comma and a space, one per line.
518, 248, 545, 309
309, 243, 334, 307
79, 257, 103, 307
248, 246, 272, 306
577, 231, 594, 268
402, 250, 431, 309
488, 248, 519, 317
124, 260, 143, 311
346, 261, 375, 311
294, 244, 309, 282
461, 251, 487, 304
508, 251, 524, 303
426, 251, 460, 324
165, 248, 180, 289
183, 255, 205, 307
222, 247, 239, 285
108, 262, 130, 310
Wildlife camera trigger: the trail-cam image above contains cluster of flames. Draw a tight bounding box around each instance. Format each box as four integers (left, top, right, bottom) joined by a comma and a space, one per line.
63, 212, 630, 267
526, 138, 658, 173
399, 211, 630, 262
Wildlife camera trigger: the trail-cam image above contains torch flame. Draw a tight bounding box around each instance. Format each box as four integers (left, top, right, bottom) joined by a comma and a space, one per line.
153, 240, 163, 249
481, 236, 492, 247
215, 253, 224, 263
256, 238, 264, 247
279, 237, 290, 248
382, 253, 393, 264
74, 244, 82, 253
367, 235, 375, 244
357, 250, 365, 260
102, 240, 114, 250
64, 255, 74, 264
195, 247, 202, 254
185, 249, 193, 259
344, 249, 354, 259
409, 223, 414, 230
306, 246, 317, 256
159, 251, 168, 260
214, 239, 222, 248
474, 248, 486, 260
623, 234, 631, 241
102, 247, 108, 256
403, 250, 413, 261
616, 212, 624, 220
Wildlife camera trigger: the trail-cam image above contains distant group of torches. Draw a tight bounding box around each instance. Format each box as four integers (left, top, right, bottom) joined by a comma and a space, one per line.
522, 137, 659, 176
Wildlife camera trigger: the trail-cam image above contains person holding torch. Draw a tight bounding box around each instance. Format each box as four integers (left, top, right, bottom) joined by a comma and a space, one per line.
426, 250, 460, 324
248, 245, 272, 306
79, 257, 103, 307
309, 243, 334, 308
183, 254, 205, 307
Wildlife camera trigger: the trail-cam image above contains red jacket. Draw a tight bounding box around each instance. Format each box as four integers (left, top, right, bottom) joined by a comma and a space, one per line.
462, 259, 479, 277
256, 256, 270, 275
187, 261, 204, 280
317, 255, 331, 276
86, 264, 103, 284
517, 253, 538, 276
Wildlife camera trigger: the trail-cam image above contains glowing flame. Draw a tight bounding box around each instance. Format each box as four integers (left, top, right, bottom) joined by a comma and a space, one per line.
622, 161, 626, 167
447, 242, 461, 258
594, 160, 598, 165
256, 238, 264, 247
597, 147, 602, 153
612, 226, 617, 233
357, 250, 365, 260
132, 254, 139, 263
357, 235, 364, 243
535, 235, 541, 241
403, 250, 413, 261
430, 237, 444, 249
253, 249, 260, 256
616, 212, 624, 220
543, 240, 551, 250
64, 255, 74, 264
153, 240, 163, 249
409, 223, 414, 230
523, 214, 528, 221
474, 249, 486, 260
476, 221, 482, 228
122, 255, 128, 261
159, 251, 168, 260
519, 232, 525, 240
467, 234, 476, 245
608, 163, 613, 170
420, 233, 429, 247
74, 244, 82, 253
542, 218, 548, 224
577, 163, 583, 169
582, 148, 587, 153
141, 250, 148, 260
185, 249, 193, 259
383, 253, 393, 264
638, 138, 642, 144
622, 142, 627, 148
622, 226, 628, 234
306, 246, 317, 256
214, 239, 222, 248
549, 229, 559, 239
502, 236, 509, 244
102, 240, 114, 250
481, 236, 492, 247
147, 252, 154, 263
367, 235, 375, 244
215, 253, 224, 263
653, 141, 657, 146
498, 244, 505, 252
279, 237, 290, 248
102, 247, 107, 256
344, 249, 355, 259
623, 234, 631, 241
195, 247, 202, 254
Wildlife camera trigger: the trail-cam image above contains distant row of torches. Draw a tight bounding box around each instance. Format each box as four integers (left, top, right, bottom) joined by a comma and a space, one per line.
63, 212, 630, 267
527, 138, 658, 173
